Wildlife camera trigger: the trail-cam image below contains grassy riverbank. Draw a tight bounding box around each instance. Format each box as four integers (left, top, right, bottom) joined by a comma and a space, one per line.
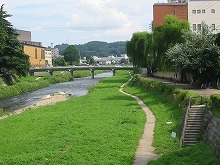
124, 78, 220, 164
0, 70, 104, 101
1, 72, 219, 164
0, 71, 146, 164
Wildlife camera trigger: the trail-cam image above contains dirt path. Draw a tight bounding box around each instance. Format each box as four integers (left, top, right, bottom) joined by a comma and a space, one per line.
119, 79, 160, 165
0, 94, 69, 120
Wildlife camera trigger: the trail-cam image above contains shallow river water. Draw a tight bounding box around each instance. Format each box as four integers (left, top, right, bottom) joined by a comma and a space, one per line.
0, 72, 112, 112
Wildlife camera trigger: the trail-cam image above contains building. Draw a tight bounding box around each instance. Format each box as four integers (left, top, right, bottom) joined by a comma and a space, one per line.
46, 47, 61, 59
188, 0, 220, 33
153, 0, 220, 33
23, 44, 45, 68
16, 29, 45, 68
45, 49, 53, 67
16, 29, 31, 42
153, 2, 188, 27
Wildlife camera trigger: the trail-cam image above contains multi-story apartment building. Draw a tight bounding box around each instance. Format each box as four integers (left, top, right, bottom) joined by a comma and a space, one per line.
45, 49, 53, 67
153, 2, 188, 26
16, 29, 46, 68
46, 47, 60, 59
188, 0, 220, 33
153, 0, 220, 33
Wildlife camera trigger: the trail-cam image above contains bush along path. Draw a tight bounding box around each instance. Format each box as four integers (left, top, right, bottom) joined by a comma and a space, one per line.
119, 78, 160, 165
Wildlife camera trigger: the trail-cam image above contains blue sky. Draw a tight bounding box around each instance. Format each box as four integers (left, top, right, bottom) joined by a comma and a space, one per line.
1, 0, 166, 47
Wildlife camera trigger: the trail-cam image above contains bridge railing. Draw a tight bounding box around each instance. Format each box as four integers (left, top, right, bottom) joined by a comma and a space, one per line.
29, 66, 135, 78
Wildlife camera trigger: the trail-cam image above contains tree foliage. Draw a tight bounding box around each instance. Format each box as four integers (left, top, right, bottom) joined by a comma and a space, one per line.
64, 45, 80, 65
55, 43, 69, 55
0, 5, 30, 77
53, 57, 66, 66
126, 15, 189, 72
126, 32, 153, 68
153, 15, 190, 70
215, 32, 220, 47
166, 23, 220, 85
75, 41, 126, 57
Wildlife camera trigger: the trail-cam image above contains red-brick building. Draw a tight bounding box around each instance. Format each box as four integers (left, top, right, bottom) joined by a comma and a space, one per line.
153, 3, 188, 27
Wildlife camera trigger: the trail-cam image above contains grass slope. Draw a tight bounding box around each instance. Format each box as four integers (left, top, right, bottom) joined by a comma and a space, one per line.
0, 71, 145, 164
124, 85, 182, 154
124, 80, 220, 165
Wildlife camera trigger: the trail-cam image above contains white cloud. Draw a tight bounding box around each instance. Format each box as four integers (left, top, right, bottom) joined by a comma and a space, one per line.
0, 0, 167, 46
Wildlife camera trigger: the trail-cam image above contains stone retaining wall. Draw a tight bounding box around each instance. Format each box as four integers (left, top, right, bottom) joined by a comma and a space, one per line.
203, 110, 220, 156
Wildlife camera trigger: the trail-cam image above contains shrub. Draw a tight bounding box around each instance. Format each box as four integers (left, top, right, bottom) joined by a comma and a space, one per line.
129, 75, 198, 108
210, 94, 220, 107
210, 94, 220, 118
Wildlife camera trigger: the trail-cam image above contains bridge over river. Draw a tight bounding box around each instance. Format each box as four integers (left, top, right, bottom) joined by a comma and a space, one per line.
30, 66, 135, 78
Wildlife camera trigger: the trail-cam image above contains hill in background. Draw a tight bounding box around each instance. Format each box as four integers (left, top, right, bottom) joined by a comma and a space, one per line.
55, 41, 126, 57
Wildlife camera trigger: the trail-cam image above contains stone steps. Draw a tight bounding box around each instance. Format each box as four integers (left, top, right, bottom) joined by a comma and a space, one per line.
182, 105, 205, 146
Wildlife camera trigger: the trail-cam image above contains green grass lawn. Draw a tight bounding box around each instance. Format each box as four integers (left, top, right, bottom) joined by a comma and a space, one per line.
124, 80, 220, 165
124, 84, 182, 154
1, 72, 219, 164
0, 71, 146, 164
148, 142, 220, 165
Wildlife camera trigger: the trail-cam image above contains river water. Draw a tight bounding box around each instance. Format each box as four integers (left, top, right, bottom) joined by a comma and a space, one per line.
0, 72, 112, 112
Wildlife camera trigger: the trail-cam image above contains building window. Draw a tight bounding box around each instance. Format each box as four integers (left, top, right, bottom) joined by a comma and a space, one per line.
192, 10, 196, 14
193, 24, 197, 31
197, 10, 201, 14
41, 49, 45, 59
197, 24, 202, 31
202, 9, 205, 13
211, 24, 216, 30
211, 9, 215, 13
35, 48, 37, 59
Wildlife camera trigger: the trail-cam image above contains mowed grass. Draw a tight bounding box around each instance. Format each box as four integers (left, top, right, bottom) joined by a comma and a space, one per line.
0, 71, 146, 164
124, 85, 182, 154
148, 142, 220, 165
124, 81, 220, 165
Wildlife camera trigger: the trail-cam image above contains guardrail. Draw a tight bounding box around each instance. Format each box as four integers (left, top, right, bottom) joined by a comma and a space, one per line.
29, 66, 135, 78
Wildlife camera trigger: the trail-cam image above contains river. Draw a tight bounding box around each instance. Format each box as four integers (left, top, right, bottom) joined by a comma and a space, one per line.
0, 72, 112, 112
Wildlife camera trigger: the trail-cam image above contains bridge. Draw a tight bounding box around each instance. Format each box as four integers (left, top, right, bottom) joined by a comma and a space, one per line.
29, 66, 135, 78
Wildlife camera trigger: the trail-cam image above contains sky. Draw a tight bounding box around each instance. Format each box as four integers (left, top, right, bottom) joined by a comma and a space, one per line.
1, 0, 166, 47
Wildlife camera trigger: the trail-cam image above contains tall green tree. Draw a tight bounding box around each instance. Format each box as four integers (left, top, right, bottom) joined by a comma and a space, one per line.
64, 45, 80, 65
215, 32, 220, 47
0, 5, 30, 77
53, 57, 66, 66
153, 15, 190, 70
166, 23, 220, 85
126, 32, 152, 68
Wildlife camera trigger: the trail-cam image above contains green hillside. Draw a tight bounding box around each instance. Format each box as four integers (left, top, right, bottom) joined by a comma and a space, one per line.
55, 41, 126, 57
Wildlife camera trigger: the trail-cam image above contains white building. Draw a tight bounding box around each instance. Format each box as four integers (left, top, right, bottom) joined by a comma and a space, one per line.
188, 0, 220, 33
45, 49, 53, 67
46, 47, 60, 59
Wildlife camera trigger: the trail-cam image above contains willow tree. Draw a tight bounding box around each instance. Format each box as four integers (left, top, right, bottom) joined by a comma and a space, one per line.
153, 15, 190, 70
126, 32, 153, 69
